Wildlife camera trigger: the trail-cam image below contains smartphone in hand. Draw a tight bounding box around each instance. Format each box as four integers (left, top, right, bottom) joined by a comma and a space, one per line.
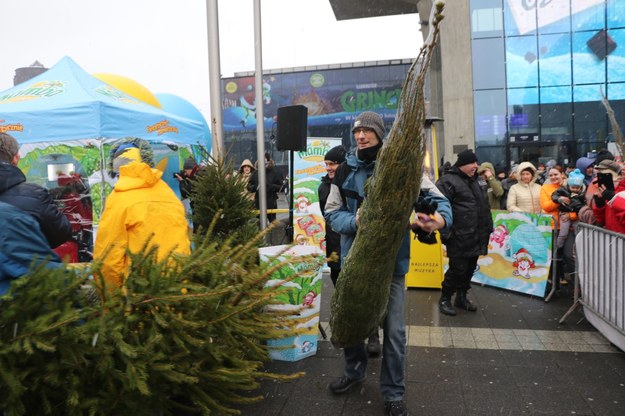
597, 172, 615, 191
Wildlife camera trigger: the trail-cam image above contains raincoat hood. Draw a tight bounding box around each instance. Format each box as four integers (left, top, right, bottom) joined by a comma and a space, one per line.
114, 162, 163, 192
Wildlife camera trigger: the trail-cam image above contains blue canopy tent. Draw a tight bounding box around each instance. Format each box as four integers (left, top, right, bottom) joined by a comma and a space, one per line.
0, 56, 206, 143
0, 56, 208, 261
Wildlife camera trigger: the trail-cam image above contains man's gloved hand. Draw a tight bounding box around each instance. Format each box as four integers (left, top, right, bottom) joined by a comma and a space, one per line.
411, 197, 439, 244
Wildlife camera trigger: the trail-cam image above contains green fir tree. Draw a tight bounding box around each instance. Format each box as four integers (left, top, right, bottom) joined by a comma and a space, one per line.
0, 182, 322, 416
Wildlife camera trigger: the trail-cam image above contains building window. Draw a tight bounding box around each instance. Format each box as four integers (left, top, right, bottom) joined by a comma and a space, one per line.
572, 0, 605, 32
538, 33, 572, 87
506, 35, 539, 88
470, 0, 503, 38
472, 38, 506, 89
474, 89, 507, 146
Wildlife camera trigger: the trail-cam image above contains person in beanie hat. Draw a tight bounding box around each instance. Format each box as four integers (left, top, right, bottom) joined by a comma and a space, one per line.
436, 149, 493, 316
318, 145, 347, 283
551, 169, 586, 252
324, 112, 451, 415
352, 111, 385, 162
454, 149, 478, 167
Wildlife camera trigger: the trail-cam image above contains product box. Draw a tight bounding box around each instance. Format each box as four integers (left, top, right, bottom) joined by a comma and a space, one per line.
259, 244, 324, 361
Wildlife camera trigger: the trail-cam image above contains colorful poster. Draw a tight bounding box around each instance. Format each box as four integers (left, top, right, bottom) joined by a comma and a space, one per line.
259, 244, 325, 361
466, 210, 553, 297
292, 138, 342, 249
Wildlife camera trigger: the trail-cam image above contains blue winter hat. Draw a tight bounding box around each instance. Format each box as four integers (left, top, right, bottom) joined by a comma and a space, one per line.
567, 169, 584, 187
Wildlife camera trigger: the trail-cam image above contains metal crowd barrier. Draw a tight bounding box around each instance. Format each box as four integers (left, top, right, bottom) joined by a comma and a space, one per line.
560, 223, 625, 351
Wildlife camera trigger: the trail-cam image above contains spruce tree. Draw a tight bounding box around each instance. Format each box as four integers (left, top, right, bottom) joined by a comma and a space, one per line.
0, 152, 323, 415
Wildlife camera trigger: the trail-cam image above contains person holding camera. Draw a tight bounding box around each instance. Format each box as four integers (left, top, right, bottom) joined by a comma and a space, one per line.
174, 157, 199, 200
592, 159, 625, 234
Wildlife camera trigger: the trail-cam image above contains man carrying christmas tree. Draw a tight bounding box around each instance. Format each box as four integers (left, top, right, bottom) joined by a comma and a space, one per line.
94, 138, 190, 288
324, 111, 452, 416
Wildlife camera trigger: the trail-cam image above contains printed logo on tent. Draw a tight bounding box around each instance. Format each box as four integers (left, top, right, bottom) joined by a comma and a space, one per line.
146, 120, 179, 135
297, 139, 332, 163
0, 81, 65, 104
94, 85, 143, 105
0, 121, 24, 133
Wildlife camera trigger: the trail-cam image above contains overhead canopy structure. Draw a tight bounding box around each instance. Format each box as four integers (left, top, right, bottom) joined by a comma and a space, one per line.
0, 56, 205, 144
0, 56, 208, 263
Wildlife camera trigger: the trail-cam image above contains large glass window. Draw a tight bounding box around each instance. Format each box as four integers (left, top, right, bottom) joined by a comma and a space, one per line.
537, 1, 571, 35
474, 89, 507, 145
539, 33, 572, 87
503, 0, 536, 36
572, 0, 605, 32
507, 87, 539, 139
472, 38, 506, 89
573, 89, 608, 154
607, 82, 625, 101
540, 100, 573, 142
540, 85, 572, 105
607, 28, 625, 82
608, 0, 625, 29
506, 36, 539, 88
475, 145, 506, 169
572, 31, 607, 85
471, 0, 503, 38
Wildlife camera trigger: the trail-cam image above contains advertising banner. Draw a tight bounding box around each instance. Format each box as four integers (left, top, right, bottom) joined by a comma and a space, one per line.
259, 244, 325, 362
292, 138, 342, 249
468, 210, 553, 297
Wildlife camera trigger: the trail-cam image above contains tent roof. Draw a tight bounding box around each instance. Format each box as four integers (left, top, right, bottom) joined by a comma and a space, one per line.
0, 56, 205, 144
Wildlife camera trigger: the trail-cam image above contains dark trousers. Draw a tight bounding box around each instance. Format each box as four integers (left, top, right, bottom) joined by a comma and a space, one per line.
442, 256, 479, 297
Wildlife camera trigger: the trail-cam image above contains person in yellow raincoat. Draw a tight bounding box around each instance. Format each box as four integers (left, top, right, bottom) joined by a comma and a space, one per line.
94, 139, 191, 287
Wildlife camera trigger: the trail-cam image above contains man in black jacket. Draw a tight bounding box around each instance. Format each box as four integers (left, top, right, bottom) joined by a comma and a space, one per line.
0, 132, 72, 249
247, 154, 284, 223
436, 149, 493, 316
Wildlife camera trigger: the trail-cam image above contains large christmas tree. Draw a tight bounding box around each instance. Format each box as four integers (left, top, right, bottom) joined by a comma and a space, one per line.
0, 157, 320, 416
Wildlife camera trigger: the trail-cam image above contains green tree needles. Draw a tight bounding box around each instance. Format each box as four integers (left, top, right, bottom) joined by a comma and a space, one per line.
330, 2, 445, 347
0, 157, 323, 415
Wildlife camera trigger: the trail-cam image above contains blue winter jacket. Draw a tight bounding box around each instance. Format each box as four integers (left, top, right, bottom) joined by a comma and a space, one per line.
0, 202, 62, 295
324, 153, 452, 276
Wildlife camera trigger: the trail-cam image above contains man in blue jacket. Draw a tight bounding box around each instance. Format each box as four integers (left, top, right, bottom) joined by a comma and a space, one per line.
0, 132, 72, 249
324, 111, 452, 416
0, 201, 63, 295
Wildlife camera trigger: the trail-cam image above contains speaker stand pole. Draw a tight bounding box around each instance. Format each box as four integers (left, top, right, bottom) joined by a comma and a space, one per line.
285, 149, 294, 243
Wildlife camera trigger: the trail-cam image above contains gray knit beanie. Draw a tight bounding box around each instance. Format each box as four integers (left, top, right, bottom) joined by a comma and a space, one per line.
352, 111, 385, 141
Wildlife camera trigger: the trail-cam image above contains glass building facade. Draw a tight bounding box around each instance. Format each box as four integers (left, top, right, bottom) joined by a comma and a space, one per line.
471, 0, 625, 169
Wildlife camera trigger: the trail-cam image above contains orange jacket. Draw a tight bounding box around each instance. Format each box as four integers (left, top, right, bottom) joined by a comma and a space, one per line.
540, 182, 578, 229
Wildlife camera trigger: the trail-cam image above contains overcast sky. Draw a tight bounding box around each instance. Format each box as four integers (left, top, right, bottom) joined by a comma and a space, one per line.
1, 0, 421, 119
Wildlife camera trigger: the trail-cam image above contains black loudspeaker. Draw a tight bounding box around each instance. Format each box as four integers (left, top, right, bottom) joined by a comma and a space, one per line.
276, 105, 308, 151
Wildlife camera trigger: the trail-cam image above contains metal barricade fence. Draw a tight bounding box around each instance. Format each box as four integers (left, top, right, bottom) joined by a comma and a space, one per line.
562, 223, 625, 351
